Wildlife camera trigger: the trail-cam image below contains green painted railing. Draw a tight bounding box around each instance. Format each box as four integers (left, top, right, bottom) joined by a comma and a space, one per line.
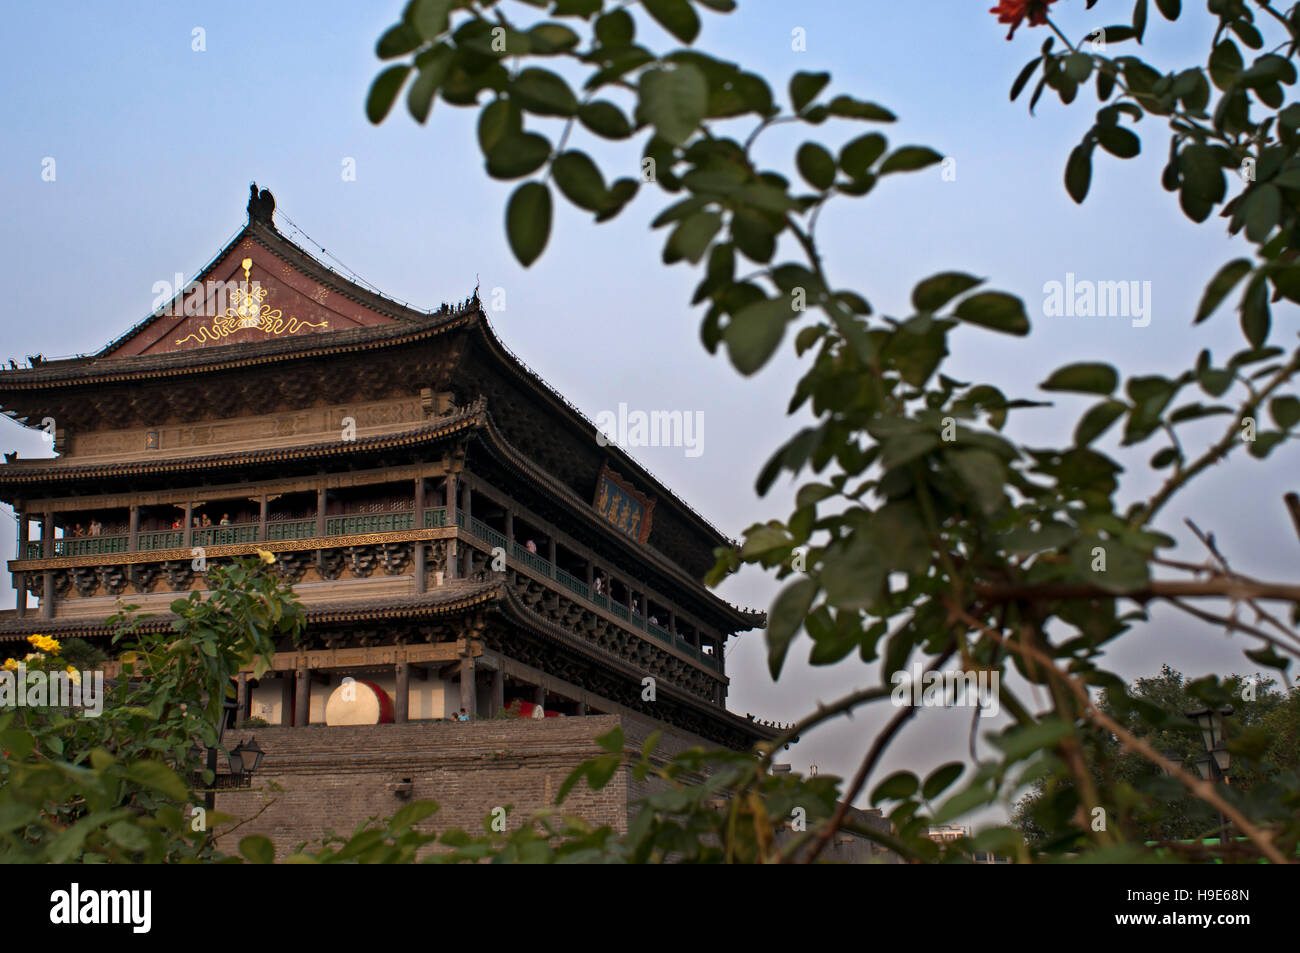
512, 542, 553, 578
555, 567, 589, 599
47, 535, 131, 557
265, 519, 317, 541
591, 593, 609, 610
468, 516, 509, 551
676, 637, 700, 658
424, 506, 448, 528
610, 602, 630, 621
326, 511, 415, 536
138, 530, 184, 552
647, 621, 673, 644
193, 523, 259, 547
23, 541, 39, 559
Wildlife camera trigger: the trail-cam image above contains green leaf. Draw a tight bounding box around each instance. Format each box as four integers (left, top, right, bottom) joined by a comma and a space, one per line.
1041, 362, 1119, 395
486, 131, 551, 179
596, 725, 625, 754
577, 100, 633, 139
1065, 142, 1093, 203
767, 577, 816, 679
1011, 58, 1041, 101
1240, 279, 1270, 347
505, 182, 552, 267
106, 820, 152, 852
639, 65, 707, 145
1241, 184, 1281, 243
552, 150, 609, 212
1269, 395, 1300, 429
871, 771, 919, 805
643, 0, 701, 44
789, 71, 830, 112
240, 834, 275, 864
795, 142, 836, 190
478, 99, 520, 155
406, 45, 454, 123
922, 763, 964, 801
912, 272, 983, 312
664, 211, 723, 264
1097, 124, 1140, 158
724, 296, 792, 375
595, 9, 634, 47
826, 95, 894, 121
528, 23, 581, 54
1075, 399, 1127, 446
839, 133, 887, 178
953, 292, 1029, 336
409, 0, 455, 39
367, 65, 412, 124
879, 146, 943, 174
123, 759, 191, 801
511, 68, 578, 116
1195, 259, 1252, 323
993, 718, 1074, 762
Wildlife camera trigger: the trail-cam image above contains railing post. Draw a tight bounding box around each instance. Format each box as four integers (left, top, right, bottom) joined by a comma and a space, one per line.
316, 485, 327, 538
395, 661, 409, 724
445, 473, 458, 580
294, 666, 309, 727
259, 494, 268, 543
183, 503, 193, 550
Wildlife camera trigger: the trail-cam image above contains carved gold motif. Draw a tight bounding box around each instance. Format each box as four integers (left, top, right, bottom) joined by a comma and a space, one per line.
175, 258, 329, 345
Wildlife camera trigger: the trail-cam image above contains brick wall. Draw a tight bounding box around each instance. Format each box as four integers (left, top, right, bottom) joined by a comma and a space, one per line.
213, 715, 670, 857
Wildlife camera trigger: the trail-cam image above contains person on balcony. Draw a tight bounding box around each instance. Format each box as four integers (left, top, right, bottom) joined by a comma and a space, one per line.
72, 524, 85, 537
525, 539, 537, 554
89, 520, 101, 536
593, 575, 605, 595
201, 514, 212, 527
219, 513, 231, 526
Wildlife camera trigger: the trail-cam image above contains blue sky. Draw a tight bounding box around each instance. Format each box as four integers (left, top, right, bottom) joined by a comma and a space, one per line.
1, 1, 1294, 820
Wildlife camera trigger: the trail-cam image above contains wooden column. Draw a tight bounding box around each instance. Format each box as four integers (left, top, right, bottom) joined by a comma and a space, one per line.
585, 561, 594, 587
294, 666, 309, 727
259, 494, 268, 543
413, 478, 426, 594
445, 473, 458, 580
128, 505, 139, 552
463, 483, 472, 521
395, 662, 409, 724
16, 512, 28, 559
491, 667, 504, 717
183, 503, 193, 549
547, 536, 556, 569
235, 674, 248, 727
534, 682, 545, 708
577, 698, 587, 716
504, 510, 514, 545
42, 572, 53, 619
280, 676, 293, 727
14, 573, 25, 617
41, 512, 55, 619
316, 486, 327, 538
458, 657, 476, 718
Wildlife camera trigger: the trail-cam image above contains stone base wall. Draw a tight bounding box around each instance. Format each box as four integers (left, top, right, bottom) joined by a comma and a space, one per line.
213, 715, 650, 857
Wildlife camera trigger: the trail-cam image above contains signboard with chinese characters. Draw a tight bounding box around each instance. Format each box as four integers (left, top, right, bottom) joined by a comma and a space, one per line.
593, 463, 655, 544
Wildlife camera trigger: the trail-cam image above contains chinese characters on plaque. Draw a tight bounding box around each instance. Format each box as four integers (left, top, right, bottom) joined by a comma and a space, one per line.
593, 463, 655, 544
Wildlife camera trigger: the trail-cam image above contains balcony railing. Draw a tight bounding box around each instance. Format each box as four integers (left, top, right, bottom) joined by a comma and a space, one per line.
265, 519, 316, 541
18, 503, 721, 675
193, 523, 260, 547
511, 542, 552, 578
325, 510, 415, 536
555, 567, 589, 600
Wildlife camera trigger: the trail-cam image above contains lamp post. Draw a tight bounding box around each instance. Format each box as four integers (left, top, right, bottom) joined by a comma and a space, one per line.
1185, 706, 1233, 844
197, 696, 267, 809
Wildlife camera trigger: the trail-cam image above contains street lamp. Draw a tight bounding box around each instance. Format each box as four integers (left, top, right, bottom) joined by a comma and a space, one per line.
1186, 707, 1233, 780
1185, 706, 1233, 845
227, 737, 264, 779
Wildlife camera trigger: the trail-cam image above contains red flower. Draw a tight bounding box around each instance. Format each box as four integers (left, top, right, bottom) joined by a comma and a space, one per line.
989, 0, 1059, 40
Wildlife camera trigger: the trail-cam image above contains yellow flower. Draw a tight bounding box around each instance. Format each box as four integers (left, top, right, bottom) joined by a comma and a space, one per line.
24, 652, 44, 663
65, 665, 81, 685
256, 548, 277, 565
3, 658, 17, 671
27, 634, 60, 654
